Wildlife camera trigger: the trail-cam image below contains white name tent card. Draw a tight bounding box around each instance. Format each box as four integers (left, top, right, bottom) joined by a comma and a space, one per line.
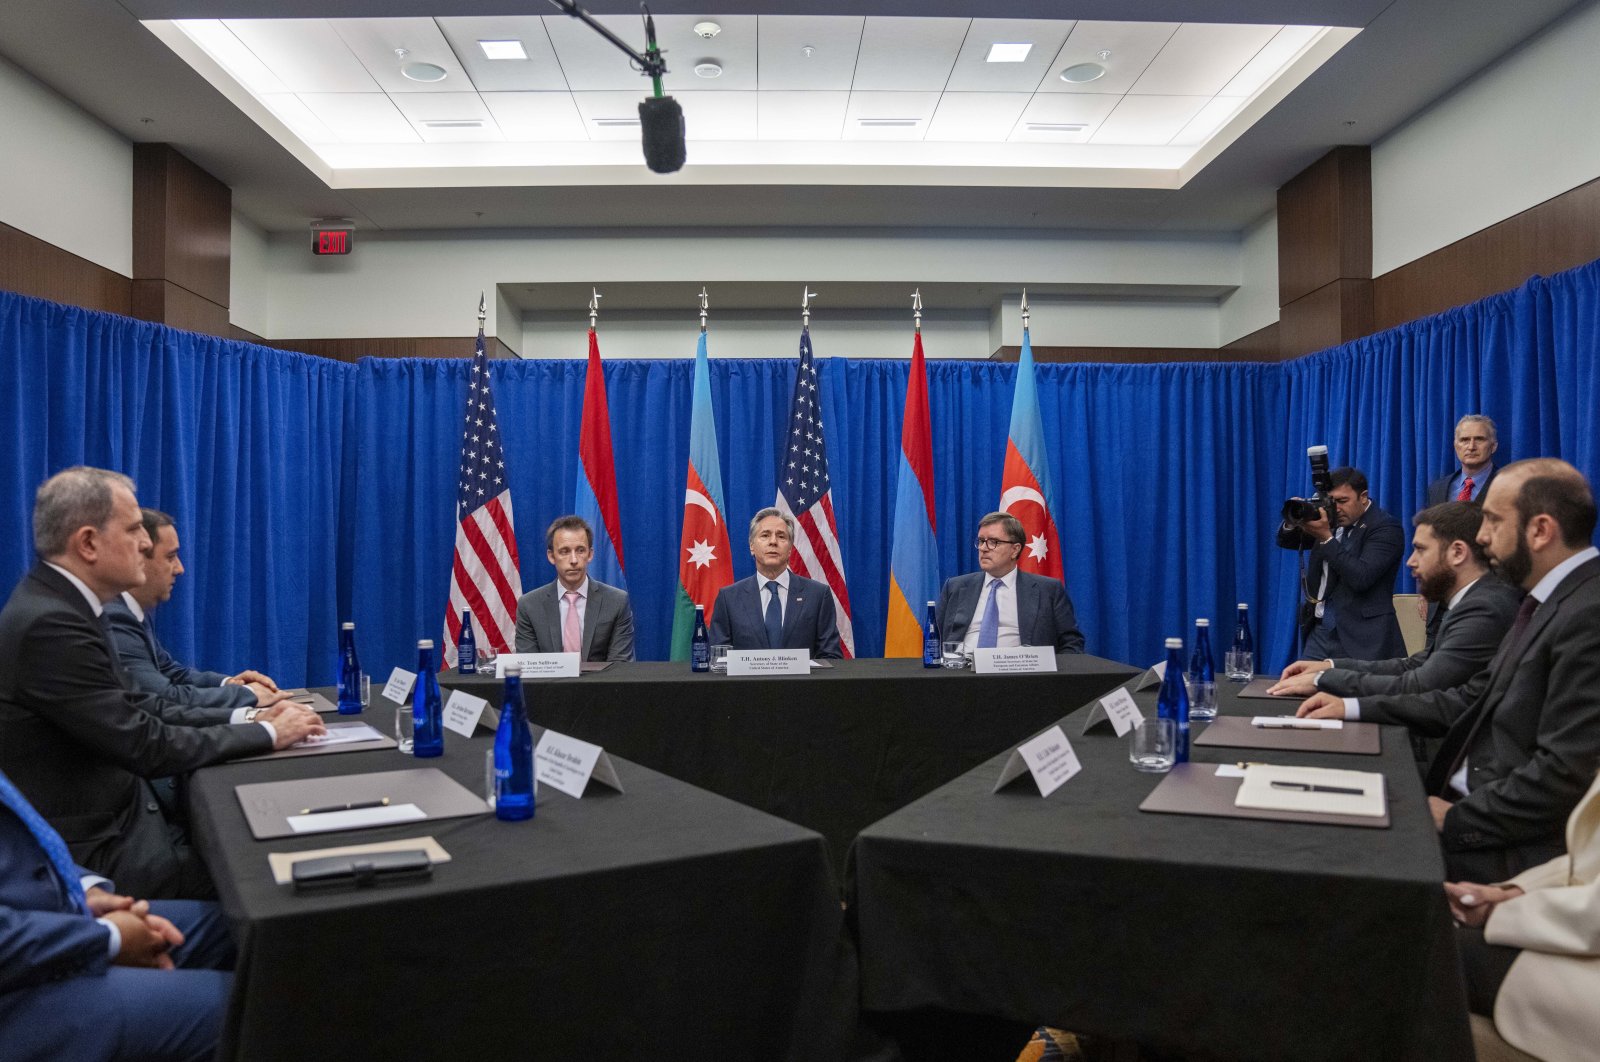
534, 729, 624, 798
993, 725, 1083, 797
382, 668, 417, 705
441, 689, 490, 737
495, 652, 580, 679
726, 649, 810, 676
1082, 687, 1144, 736
973, 647, 1057, 675
1134, 659, 1167, 690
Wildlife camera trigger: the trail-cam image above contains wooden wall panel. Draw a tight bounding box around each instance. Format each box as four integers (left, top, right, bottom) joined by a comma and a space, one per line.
988, 345, 1274, 364
263, 336, 519, 362
130, 279, 231, 337
132, 143, 231, 319
0, 220, 130, 315
1280, 279, 1374, 359
1277, 146, 1371, 307
1220, 322, 1281, 361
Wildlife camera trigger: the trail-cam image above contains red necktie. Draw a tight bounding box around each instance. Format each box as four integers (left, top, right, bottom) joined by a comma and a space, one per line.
1457, 477, 1474, 502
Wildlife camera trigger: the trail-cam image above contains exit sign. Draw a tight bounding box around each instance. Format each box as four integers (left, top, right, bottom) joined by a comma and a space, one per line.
311, 225, 353, 256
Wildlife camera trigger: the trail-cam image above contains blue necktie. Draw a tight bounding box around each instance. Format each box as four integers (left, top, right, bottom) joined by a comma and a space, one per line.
977, 579, 1002, 649
0, 769, 88, 913
764, 581, 783, 649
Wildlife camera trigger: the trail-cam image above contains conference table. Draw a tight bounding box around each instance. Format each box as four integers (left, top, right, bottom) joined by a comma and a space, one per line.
849, 679, 1474, 1062
187, 730, 856, 1062
441, 655, 1139, 874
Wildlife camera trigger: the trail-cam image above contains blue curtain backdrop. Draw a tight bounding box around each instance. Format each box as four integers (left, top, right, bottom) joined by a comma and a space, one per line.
3, 258, 1598, 683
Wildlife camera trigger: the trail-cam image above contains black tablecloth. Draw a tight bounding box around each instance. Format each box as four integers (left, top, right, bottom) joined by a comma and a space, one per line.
849, 680, 1474, 1062
188, 734, 855, 1062
442, 655, 1137, 876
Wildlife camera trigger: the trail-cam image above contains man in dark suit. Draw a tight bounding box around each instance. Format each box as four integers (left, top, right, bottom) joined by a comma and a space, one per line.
708, 508, 842, 659
1277, 465, 1406, 660
0, 765, 233, 1061
937, 512, 1084, 654
0, 467, 325, 899
1301, 459, 1600, 882
514, 515, 636, 661
103, 508, 289, 720
1427, 414, 1500, 506
1272, 501, 1521, 705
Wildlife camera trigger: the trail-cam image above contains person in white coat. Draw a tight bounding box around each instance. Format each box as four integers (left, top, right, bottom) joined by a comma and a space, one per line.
1447, 768, 1600, 1062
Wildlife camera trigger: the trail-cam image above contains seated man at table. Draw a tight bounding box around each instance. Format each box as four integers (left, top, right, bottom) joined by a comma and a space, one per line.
708, 508, 842, 659
1271, 502, 1521, 709
514, 515, 636, 661
103, 508, 291, 721
937, 512, 1084, 654
0, 764, 234, 1062
0, 467, 325, 899
1311, 459, 1600, 881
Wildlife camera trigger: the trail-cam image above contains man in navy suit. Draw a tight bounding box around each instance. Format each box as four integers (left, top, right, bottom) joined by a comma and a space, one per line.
937, 512, 1085, 654
103, 509, 289, 720
0, 765, 232, 1061
709, 508, 842, 659
1277, 466, 1406, 661
1427, 414, 1500, 507
514, 515, 636, 661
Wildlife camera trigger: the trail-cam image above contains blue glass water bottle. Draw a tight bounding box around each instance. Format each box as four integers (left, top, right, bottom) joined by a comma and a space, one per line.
413, 639, 444, 758
494, 666, 535, 820
922, 601, 941, 668
1156, 637, 1190, 764
690, 604, 710, 673
457, 609, 477, 676
1227, 603, 1255, 681
336, 621, 363, 715
1188, 618, 1217, 721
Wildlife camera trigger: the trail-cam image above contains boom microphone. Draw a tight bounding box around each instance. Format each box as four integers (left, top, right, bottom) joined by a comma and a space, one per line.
640, 95, 686, 174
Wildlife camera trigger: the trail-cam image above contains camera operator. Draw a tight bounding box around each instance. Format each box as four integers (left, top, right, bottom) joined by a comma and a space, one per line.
1277, 465, 1406, 661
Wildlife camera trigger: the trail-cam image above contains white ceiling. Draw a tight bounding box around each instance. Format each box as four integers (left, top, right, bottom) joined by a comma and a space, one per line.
146, 13, 1351, 189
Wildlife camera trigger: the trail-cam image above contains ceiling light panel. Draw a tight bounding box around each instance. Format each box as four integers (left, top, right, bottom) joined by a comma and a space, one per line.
1038, 21, 1177, 96
852, 17, 969, 92
986, 43, 1032, 63
478, 40, 526, 61
392, 92, 503, 142
1220, 25, 1323, 97
757, 90, 850, 140
1092, 95, 1209, 144
946, 19, 1073, 92
757, 16, 863, 90
674, 91, 758, 140
173, 21, 289, 95
330, 18, 472, 94
1128, 23, 1282, 96
297, 93, 421, 143
844, 91, 939, 140
437, 17, 566, 92
1011, 93, 1120, 142
223, 19, 379, 94
481, 91, 587, 142
925, 92, 1031, 142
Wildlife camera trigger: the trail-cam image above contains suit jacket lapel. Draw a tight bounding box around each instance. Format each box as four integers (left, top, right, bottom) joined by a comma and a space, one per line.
580, 586, 598, 658
780, 579, 803, 647
1014, 575, 1037, 643
539, 584, 562, 652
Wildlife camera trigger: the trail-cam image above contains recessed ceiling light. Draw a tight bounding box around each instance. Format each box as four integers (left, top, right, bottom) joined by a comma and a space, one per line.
857, 118, 920, 128
1026, 122, 1089, 133
421, 119, 485, 129
987, 42, 1032, 63
478, 40, 527, 61
593, 117, 641, 127
694, 61, 723, 79
1059, 62, 1107, 83
693, 21, 721, 39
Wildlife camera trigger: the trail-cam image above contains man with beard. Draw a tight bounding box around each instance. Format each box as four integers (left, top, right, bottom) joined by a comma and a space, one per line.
1271, 502, 1520, 708
1313, 459, 1600, 881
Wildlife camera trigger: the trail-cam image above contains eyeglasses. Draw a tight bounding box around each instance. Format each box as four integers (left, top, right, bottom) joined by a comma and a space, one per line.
974, 537, 1021, 551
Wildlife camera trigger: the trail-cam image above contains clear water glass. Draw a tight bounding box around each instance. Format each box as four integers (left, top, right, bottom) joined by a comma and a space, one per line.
940, 640, 968, 670
1130, 717, 1176, 773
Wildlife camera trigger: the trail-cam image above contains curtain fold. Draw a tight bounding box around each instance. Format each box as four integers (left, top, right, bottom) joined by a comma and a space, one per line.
5, 257, 1598, 680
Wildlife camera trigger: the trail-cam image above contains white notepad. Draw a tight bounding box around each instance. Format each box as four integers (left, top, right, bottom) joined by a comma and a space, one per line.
1234, 764, 1386, 818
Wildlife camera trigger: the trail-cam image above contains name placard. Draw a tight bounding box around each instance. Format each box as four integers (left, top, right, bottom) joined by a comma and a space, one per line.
382, 667, 417, 706
726, 649, 810, 676
441, 689, 490, 738
535, 729, 624, 798
993, 725, 1083, 797
1134, 659, 1167, 691
1081, 687, 1144, 737
973, 647, 1057, 675
495, 652, 580, 679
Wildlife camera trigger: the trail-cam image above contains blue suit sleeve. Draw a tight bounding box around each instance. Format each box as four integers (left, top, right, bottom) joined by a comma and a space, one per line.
0, 905, 112, 994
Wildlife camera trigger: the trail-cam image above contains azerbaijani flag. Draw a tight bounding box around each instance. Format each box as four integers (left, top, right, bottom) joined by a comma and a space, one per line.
883, 330, 939, 656
999, 324, 1063, 579
574, 328, 627, 589
669, 331, 735, 659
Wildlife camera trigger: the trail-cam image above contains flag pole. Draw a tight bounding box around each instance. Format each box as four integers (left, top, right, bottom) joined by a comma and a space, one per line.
698, 287, 708, 334
1020, 286, 1029, 332
912, 288, 922, 334
801, 286, 816, 332
478, 291, 486, 327
588, 288, 601, 330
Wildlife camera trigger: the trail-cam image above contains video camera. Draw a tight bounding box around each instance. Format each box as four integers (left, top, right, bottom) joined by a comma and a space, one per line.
1281, 445, 1337, 526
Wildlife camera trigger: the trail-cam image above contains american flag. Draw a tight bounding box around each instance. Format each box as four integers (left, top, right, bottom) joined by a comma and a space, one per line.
775, 328, 855, 657
442, 324, 523, 667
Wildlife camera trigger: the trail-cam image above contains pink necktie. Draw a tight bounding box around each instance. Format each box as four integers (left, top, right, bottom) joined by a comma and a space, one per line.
1457, 477, 1474, 502
563, 590, 582, 653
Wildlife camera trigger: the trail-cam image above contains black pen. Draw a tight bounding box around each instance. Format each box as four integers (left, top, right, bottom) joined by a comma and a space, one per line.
1269, 780, 1363, 796
299, 797, 390, 816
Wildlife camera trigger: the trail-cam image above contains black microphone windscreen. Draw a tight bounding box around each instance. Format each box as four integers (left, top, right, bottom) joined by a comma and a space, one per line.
639, 95, 686, 174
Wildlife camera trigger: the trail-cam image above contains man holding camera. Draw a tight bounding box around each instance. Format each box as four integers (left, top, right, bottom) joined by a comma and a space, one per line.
1277, 466, 1406, 661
